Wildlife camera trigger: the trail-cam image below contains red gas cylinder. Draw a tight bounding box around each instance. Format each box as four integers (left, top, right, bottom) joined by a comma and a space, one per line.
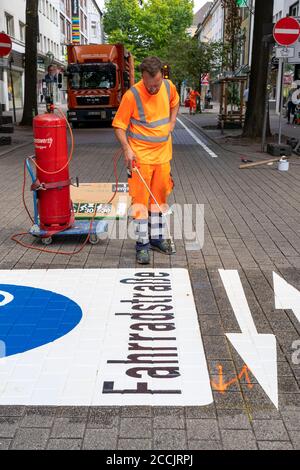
33, 113, 74, 235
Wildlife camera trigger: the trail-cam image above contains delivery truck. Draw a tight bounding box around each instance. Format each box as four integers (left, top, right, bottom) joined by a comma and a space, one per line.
66, 43, 134, 126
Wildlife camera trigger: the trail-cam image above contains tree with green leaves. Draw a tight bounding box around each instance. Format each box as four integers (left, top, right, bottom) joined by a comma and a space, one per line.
103, 0, 193, 67
20, 0, 39, 126
221, 0, 245, 73
243, 0, 274, 138
163, 36, 224, 91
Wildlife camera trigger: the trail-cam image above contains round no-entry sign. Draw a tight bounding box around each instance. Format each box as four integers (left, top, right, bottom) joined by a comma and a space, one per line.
0, 32, 12, 58
273, 16, 300, 46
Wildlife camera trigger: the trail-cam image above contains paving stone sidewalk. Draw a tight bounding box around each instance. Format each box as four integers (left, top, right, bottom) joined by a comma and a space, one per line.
0, 118, 299, 450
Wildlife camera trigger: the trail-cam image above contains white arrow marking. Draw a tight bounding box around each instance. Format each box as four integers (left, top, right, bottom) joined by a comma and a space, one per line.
0, 291, 14, 307
219, 269, 278, 409
273, 272, 300, 324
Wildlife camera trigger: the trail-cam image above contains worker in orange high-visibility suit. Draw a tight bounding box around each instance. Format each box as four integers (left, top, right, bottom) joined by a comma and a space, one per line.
189, 89, 200, 115
113, 56, 180, 265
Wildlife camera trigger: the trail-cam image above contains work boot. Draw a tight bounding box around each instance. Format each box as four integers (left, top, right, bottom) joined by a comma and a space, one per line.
136, 249, 150, 265
150, 239, 174, 255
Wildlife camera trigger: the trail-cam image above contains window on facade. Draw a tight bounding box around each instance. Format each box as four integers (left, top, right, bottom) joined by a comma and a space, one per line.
66, 0, 71, 17
5, 13, 14, 37
19, 22, 25, 42
91, 21, 97, 37
289, 2, 299, 16
67, 21, 71, 42
60, 14, 65, 35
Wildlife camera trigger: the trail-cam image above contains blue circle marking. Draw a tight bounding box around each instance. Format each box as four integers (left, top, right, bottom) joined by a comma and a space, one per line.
0, 284, 82, 357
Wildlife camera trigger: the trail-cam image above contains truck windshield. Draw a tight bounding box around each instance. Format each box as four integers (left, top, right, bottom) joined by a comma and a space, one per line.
70, 68, 116, 90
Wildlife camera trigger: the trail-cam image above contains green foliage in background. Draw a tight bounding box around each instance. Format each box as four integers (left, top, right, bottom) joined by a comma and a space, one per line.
103, 0, 194, 71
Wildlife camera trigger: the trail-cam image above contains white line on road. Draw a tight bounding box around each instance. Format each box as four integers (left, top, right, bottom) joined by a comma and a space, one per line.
176, 117, 218, 158
219, 269, 278, 409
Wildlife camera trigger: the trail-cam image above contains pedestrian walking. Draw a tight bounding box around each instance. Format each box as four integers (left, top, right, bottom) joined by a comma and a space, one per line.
287, 85, 297, 124
113, 56, 180, 264
188, 88, 200, 115
205, 89, 212, 108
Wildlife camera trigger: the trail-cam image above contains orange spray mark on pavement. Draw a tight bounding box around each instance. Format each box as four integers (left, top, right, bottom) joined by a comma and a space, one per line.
211, 364, 254, 393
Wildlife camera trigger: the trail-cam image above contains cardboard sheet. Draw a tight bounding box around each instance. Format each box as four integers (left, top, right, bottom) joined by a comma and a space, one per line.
71, 183, 131, 220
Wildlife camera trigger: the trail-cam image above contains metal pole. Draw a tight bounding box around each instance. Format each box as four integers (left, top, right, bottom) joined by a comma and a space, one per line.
278, 57, 284, 145
262, 42, 272, 152
9, 57, 17, 123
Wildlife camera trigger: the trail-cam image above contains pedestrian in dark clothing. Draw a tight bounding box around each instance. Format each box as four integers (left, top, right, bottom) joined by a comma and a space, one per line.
287, 87, 297, 124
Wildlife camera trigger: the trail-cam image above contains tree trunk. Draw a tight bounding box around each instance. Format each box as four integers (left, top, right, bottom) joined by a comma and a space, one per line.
20, 0, 39, 126
242, 0, 274, 138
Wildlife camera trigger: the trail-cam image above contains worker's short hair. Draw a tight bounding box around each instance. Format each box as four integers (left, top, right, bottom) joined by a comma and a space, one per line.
140, 57, 163, 77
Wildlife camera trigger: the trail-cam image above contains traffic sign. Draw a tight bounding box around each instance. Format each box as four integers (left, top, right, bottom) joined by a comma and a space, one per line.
0, 33, 12, 58
273, 16, 300, 46
288, 36, 300, 63
275, 46, 295, 58
201, 73, 209, 86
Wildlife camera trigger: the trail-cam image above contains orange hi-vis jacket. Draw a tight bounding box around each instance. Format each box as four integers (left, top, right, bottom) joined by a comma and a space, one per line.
112, 79, 179, 165
189, 90, 200, 109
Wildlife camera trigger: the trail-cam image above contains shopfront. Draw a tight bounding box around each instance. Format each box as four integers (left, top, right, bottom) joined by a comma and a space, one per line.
5, 50, 24, 111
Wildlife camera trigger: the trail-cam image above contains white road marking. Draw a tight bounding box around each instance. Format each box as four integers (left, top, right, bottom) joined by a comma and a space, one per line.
0, 269, 213, 407
176, 117, 218, 158
219, 269, 278, 409
273, 272, 300, 324
0, 291, 14, 307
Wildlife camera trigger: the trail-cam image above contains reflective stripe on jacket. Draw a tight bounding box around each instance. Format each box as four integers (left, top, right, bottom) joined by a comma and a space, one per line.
127, 80, 171, 144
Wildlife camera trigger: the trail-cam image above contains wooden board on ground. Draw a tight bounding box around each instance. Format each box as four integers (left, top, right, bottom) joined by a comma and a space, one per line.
71, 183, 131, 220
239, 157, 287, 169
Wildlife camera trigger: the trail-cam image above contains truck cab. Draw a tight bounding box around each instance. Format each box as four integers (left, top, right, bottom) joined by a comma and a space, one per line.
66, 44, 134, 126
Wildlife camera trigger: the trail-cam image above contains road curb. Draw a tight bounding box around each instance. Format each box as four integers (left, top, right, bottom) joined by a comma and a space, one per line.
0, 140, 33, 159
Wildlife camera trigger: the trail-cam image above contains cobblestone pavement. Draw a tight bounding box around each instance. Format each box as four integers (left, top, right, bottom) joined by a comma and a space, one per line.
0, 114, 299, 450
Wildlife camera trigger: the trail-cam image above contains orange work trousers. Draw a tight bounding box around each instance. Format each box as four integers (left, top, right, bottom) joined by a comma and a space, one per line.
128, 162, 174, 220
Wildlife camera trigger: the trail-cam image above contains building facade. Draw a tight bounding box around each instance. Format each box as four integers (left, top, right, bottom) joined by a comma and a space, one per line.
272, 1, 299, 111
0, 0, 103, 111
70, 0, 103, 46
0, 0, 26, 111
38, 0, 64, 103
210, 0, 224, 42
87, 0, 104, 44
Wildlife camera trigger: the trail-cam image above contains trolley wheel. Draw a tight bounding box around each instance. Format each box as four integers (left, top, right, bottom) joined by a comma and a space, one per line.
89, 234, 99, 245
42, 237, 52, 246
